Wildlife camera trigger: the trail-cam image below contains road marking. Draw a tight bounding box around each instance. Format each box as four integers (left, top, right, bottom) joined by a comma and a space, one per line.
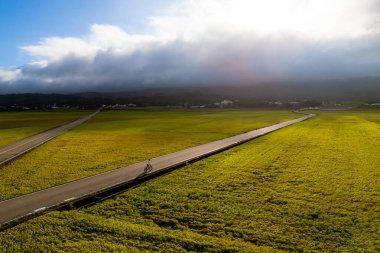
32, 207, 47, 213
64, 197, 76, 202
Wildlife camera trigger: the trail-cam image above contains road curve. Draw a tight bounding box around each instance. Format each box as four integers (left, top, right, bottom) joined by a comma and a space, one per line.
0, 110, 100, 167
0, 111, 315, 230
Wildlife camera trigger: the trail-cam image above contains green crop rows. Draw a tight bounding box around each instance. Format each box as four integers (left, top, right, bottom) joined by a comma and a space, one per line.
1, 110, 379, 252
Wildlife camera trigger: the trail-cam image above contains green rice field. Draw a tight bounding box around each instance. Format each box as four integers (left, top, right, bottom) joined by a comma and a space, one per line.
0, 110, 90, 147
1, 109, 379, 252
0, 109, 298, 201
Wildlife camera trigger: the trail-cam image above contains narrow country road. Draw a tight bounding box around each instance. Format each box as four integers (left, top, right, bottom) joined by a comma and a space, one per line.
0, 112, 315, 230
0, 110, 100, 167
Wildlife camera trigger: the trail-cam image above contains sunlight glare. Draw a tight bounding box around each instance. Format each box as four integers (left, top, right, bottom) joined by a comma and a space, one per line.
158, 0, 371, 40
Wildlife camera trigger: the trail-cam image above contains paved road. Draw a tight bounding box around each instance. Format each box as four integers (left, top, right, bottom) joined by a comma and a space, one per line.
0, 110, 100, 167
0, 112, 315, 230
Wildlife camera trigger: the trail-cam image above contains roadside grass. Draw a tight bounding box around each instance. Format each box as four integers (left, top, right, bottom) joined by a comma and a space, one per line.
0, 109, 298, 200
0, 110, 90, 147
1, 110, 379, 252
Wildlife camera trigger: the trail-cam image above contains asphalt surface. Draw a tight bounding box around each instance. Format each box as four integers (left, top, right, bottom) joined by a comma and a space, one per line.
0, 110, 100, 167
0, 112, 315, 229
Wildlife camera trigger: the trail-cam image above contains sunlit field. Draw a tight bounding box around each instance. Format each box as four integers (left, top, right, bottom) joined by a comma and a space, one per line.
1, 110, 379, 252
0, 109, 298, 201
0, 110, 90, 147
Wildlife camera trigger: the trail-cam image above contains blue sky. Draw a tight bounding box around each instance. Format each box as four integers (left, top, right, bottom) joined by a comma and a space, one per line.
0, 0, 176, 66
0, 0, 379, 93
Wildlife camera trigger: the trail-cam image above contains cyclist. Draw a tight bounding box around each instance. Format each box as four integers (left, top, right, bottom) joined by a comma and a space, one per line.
144, 159, 153, 173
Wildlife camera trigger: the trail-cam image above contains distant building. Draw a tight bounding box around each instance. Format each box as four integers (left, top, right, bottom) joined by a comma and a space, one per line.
112, 104, 127, 109
190, 105, 206, 109
221, 100, 233, 106
288, 101, 300, 106
364, 103, 380, 106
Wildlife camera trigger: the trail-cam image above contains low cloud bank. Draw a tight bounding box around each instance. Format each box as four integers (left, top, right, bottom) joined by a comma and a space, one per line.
1, 0, 380, 93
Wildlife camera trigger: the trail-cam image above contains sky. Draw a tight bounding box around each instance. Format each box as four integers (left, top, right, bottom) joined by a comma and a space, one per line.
1, 0, 380, 93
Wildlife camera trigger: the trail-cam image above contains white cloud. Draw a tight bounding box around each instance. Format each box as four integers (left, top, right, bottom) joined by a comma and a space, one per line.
22, 37, 97, 62
1, 0, 380, 92
0, 69, 21, 82
21, 24, 160, 63
150, 0, 379, 40
21, 0, 378, 63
